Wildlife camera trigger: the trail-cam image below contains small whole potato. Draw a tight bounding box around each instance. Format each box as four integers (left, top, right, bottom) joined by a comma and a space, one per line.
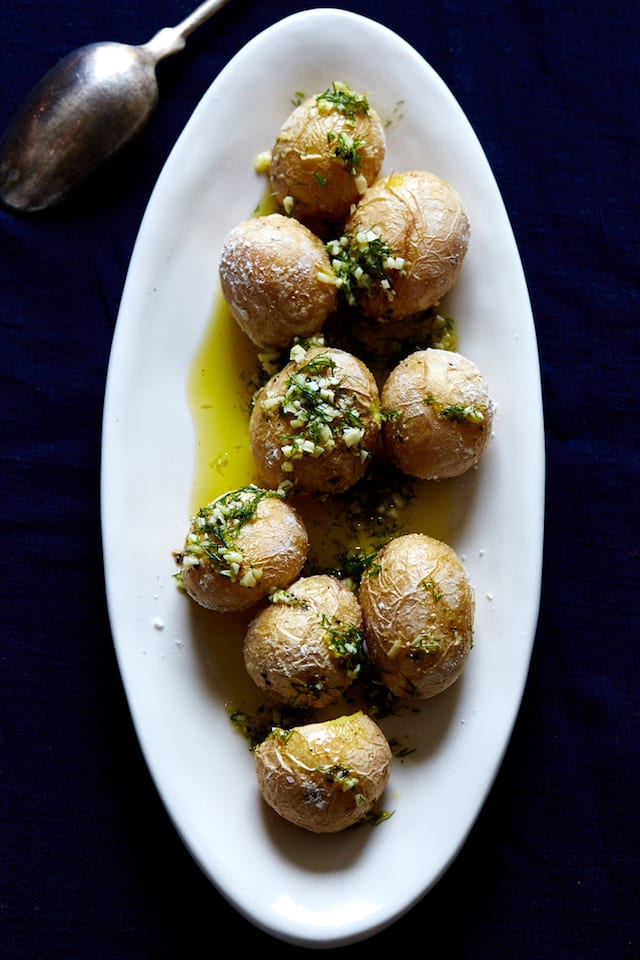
179, 485, 308, 612
382, 348, 495, 479
254, 712, 392, 833
244, 574, 364, 709
334, 170, 470, 320
270, 81, 386, 227
218, 213, 338, 351
359, 533, 475, 699
249, 344, 381, 494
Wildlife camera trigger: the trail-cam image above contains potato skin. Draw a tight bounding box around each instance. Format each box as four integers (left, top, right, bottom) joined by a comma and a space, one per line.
345, 170, 470, 320
359, 533, 475, 699
254, 712, 392, 833
382, 348, 495, 479
249, 345, 381, 494
270, 88, 386, 226
218, 213, 337, 351
244, 575, 364, 709
180, 486, 308, 613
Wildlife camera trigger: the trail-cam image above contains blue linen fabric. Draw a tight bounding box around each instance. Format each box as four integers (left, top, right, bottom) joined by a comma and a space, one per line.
1, 1, 638, 958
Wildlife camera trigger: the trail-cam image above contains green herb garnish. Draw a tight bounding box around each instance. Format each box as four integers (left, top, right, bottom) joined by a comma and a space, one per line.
316, 81, 370, 119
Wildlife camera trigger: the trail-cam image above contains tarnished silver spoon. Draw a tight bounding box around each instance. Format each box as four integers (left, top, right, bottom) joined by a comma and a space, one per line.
0, 0, 231, 212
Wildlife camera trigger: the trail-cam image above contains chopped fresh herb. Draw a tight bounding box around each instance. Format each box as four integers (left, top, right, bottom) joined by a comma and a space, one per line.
320, 612, 364, 678
326, 229, 405, 308
322, 307, 457, 374
316, 81, 370, 119
315, 763, 361, 796
331, 547, 380, 584
327, 130, 365, 174
423, 393, 485, 424
439, 402, 485, 424
411, 633, 443, 655
179, 485, 282, 585
422, 577, 442, 602
229, 705, 312, 749
261, 349, 371, 468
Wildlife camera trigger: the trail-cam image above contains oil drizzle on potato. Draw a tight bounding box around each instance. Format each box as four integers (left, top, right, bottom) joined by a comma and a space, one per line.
187, 289, 456, 570
185, 279, 468, 751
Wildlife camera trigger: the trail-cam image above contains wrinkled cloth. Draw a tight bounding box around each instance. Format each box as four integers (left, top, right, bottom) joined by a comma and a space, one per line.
1, 1, 638, 958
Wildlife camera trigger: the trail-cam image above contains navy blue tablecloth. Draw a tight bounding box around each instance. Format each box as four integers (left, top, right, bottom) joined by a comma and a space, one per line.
1, 1, 638, 957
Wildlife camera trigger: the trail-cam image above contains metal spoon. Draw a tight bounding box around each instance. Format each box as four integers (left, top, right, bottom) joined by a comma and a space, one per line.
0, 0, 232, 213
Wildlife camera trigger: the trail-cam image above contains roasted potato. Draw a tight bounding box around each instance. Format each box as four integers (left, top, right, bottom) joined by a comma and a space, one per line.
332, 170, 470, 320
249, 344, 381, 494
218, 213, 337, 351
382, 348, 495, 479
254, 712, 392, 833
359, 533, 475, 699
179, 485, 308, 612
244, 574, 364, 709
269, 81, 386, 227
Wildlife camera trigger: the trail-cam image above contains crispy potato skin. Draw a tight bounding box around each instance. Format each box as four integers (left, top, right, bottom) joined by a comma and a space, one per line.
182, 493, 308, 613
359, 533, 475, 699
270, 95, 386, 225
382, 348, 495, 479
254, 712, 392, 833
218, 213, 337, 351
346, 170, 470, 320
249, 346, 381, 494
244, 574, 363, 709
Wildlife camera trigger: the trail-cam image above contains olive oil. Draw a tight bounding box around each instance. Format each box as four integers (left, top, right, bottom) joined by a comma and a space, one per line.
185, 281, 457, 739
187, 290, 260, 515
187, 287, 455, 568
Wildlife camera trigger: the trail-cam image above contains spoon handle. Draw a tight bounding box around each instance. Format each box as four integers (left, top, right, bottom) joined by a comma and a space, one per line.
173, 0, 234, 39
143, 0, 233, 61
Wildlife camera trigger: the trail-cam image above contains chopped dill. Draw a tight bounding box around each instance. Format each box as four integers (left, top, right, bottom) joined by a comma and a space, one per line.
178, 485, 283, 584
327, 130, 365, 174
316, 81, 370, 119
320, 612, 364, 677
326, 230, 405, 308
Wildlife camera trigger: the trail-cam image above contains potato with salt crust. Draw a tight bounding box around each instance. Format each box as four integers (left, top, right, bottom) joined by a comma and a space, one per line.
269, 81, 386, 228
244, 574, 364, 710
249, 344, 381, 494
331, 169, 470, 321
382, 348, 495, 480
359, 533, 475, 700
254, 712, 392, 833
218, 213, 337, 352
179, 485, 308, 613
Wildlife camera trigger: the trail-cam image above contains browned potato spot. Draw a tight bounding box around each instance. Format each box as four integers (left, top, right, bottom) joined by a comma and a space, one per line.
270, 81, 386, 227
249, 345, 381, 494
244, 574, 364, 709
343, 170, 470, 320
359, 533, 475, 699
254, 712, 392, 833
218, 213, 337, 351
180, 485, 308, 613
382, 348, 495, 479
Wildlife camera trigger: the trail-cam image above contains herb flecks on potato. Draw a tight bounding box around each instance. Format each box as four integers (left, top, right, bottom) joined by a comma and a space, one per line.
382, 348, 495, 479
270, 81, 386, 227
338, 170, 470, 320
254, 711, 392, 833
178, 485, 308, 612
359, 533, 475, 699
249, 344, 381, 494
244, 574, 365, 709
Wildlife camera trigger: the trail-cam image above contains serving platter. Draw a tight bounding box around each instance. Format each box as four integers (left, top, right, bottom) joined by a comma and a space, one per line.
100, 8, 544, 947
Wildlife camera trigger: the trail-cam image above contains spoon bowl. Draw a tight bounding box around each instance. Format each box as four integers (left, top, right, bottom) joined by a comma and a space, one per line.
0, 0, 231, 212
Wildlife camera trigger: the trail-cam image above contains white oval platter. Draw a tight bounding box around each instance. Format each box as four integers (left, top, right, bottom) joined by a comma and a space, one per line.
101, 8, 545, 948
